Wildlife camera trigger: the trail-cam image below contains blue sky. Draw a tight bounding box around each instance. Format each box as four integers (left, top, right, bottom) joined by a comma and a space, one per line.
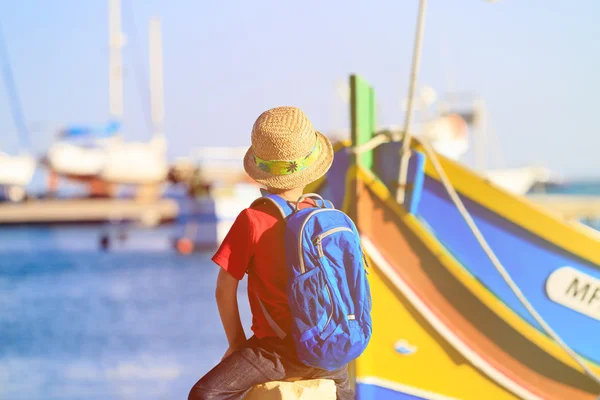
1, 0, 599, 179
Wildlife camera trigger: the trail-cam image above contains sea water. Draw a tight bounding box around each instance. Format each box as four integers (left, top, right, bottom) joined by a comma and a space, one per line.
0, 225, 252, 400
529, 180, 600, 231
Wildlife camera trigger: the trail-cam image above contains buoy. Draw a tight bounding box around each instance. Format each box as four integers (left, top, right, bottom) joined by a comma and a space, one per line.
176, 237, 194, 255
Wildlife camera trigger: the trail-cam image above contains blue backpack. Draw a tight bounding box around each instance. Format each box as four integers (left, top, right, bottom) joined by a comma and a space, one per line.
250, 192, 372, 371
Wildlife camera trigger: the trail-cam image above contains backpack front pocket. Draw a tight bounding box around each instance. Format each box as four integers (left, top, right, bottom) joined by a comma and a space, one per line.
288, 266, 334, 342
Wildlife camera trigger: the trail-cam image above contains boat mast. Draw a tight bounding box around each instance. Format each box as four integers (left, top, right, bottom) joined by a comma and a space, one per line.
0, 22, 30, 153
396, 0, 428, 204
148, 17, 165, 139
108, 0, 124, 120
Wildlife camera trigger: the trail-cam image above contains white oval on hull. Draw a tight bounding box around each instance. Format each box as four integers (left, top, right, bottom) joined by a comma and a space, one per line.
545, 266, 600, 321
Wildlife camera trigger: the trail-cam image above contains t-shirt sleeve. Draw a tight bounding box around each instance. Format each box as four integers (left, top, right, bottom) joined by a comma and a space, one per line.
211, 208, 255, 281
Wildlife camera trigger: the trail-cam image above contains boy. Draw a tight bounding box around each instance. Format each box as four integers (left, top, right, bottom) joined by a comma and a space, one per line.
188, 107, 354, 399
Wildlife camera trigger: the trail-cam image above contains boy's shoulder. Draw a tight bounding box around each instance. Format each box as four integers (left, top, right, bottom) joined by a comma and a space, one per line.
244, 201, 281, 222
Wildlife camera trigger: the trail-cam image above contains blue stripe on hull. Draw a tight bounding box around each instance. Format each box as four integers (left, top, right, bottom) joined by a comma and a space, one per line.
357, 383, 428, 400
417, 175, 600, 364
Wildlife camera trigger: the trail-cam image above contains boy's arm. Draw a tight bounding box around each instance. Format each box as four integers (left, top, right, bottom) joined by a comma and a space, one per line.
215, 268, 246, 353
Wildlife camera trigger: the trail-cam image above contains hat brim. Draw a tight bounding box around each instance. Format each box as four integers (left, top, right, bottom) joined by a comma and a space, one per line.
243, 131, 334, 190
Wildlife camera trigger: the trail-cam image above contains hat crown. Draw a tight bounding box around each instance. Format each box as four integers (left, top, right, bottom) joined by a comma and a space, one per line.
251, 107, 316, 161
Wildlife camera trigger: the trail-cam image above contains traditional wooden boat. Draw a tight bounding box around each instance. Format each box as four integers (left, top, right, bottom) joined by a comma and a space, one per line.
307, 73, 600, 399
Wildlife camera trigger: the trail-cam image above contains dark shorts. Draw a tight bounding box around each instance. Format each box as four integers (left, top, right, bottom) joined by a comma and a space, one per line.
188, 336, 354, 400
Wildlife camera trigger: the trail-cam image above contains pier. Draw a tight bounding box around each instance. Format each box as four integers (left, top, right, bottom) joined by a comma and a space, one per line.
0, 198, 178, 226
527, 194, 600, 220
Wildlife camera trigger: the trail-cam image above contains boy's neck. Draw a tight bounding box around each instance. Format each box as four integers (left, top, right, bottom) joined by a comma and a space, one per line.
265, 187, 305, 202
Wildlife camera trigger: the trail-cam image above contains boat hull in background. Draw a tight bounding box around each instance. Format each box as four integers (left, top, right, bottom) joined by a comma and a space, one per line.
46, 142, 107, 177
172, 184, 260, 252
0, 153, 35, 187
99, 137, 168, 184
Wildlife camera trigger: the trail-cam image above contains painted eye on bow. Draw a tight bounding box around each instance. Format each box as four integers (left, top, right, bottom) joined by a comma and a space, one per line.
286, 161, 298, 173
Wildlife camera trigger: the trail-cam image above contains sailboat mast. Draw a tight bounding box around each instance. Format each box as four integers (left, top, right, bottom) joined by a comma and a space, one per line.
0, 22, 30, 153
149, 17, 164, 138
108, 0, 124, 119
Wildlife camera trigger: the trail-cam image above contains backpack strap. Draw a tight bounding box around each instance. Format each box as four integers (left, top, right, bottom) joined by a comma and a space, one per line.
251, 190, 333, 217
248, 189, 292, 339
256, 297, 287, 339
293, 193, 333, 210
250, 190, 294, 220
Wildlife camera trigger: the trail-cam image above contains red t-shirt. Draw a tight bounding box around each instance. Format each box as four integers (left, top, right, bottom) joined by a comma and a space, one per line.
212, 200, 314, 339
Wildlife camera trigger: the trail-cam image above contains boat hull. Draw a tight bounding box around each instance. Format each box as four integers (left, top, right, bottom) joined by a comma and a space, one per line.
100, 137, 168, 184
371, 141, 600, 365
46, 142, 106, 177
0, 153, 35, 186
315, 164, 600, 399
172, 185, 260, 251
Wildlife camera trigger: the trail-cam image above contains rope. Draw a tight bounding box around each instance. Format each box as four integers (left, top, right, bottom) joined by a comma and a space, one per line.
397, 0, 428, 204
350, 131, 395, 155
419, 138, 600, 390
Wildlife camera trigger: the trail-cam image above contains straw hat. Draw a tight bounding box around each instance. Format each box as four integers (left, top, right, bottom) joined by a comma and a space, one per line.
244, 106, 334, 189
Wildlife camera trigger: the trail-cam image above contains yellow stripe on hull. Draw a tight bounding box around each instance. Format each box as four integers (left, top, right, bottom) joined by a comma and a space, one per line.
357, 256, 518, 400
412, 140, 600, 266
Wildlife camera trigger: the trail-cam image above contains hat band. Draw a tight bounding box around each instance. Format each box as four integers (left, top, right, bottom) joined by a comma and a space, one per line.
253, 137, 321, 176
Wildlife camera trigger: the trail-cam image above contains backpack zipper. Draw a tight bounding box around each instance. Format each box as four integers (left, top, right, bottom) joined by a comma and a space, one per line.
298, 209, 338, 274
313, 227, 353, 258
296, 209, 340, 336
323, 283, 333, 334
